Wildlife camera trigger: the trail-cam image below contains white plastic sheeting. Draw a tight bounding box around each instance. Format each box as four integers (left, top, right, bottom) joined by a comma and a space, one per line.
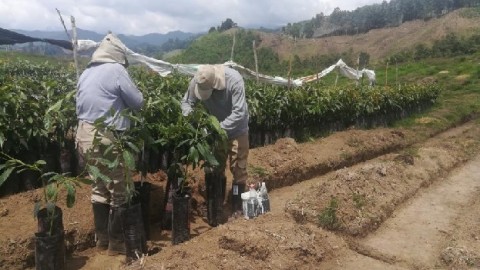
224, 60, 304, 87
77, 39, 375, 87
299, 59, 376, 86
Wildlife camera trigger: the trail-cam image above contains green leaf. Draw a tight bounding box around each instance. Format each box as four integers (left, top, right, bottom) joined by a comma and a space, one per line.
208, 115, 223, 135
188, 146, 199, 165
45, 183, 57, 203
201, 144, 219, 167
0, 132, 4, 147
103, 144, 115, 156
123, 150, 136, 171
65, 182, 76, 208
35, 160, 47, 167
65, 90, 76, 99
46, 99, 63, 114
95, 157, 115, 168
153, 138, 167, 146
47, 174, 63, 183
77, 177, 94, 185
17, 167, 31, 174
177, 139, 192, 148
41, 171, 57, 179
108, 157, 120, 170
196, 143, 208, 159
44, 117, 53, 132
126, 142, 140, 153
87, 164, 111, 183
19, 91, 27, 101
0, 167, 14, 188
172, 98, 181, 107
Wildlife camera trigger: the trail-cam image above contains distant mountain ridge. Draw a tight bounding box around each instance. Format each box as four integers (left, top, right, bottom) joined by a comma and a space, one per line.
12, 28, 197, 48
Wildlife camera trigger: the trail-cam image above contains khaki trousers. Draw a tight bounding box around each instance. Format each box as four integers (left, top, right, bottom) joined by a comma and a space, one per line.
75, 121, 126, 207
216, 132, 249, 185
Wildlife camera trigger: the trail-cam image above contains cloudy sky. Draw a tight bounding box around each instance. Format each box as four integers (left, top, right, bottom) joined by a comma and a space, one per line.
0, 0, 384, 36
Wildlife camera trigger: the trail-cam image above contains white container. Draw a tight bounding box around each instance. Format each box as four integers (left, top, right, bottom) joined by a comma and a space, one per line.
259, 182, 270, 213
247, 186, 258, 219
241, 192, 250, 219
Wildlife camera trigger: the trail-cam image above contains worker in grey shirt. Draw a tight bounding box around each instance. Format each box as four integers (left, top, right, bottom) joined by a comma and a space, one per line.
181, 64, 250, 225
75, 33, 143, 255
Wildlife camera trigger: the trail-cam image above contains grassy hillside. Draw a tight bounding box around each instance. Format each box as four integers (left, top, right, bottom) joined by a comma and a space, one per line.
261, 8, 480, 64
166, 8, 480, 77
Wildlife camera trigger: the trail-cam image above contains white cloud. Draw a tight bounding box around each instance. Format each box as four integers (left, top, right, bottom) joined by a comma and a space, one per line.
0, 0, 384, 35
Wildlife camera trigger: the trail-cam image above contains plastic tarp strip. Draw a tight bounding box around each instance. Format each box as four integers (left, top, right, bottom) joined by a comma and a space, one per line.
0, 27, 72, 50
77, 39, 375, 87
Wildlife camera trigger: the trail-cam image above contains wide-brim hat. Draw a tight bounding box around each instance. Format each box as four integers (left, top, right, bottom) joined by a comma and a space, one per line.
194, 65, 226, 100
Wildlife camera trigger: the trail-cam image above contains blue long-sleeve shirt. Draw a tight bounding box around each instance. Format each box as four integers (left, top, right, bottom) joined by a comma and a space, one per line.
181, 67, 249, 139
76, 63, 144, 130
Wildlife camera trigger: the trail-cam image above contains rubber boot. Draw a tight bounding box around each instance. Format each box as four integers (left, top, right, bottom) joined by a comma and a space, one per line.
108, 206, 126, 256
92, 203, 110, 251
231, 183, 245, 218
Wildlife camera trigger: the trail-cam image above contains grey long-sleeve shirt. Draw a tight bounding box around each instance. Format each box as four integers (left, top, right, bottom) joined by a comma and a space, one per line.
181, 67, 249, 139
76, 63, 144, 130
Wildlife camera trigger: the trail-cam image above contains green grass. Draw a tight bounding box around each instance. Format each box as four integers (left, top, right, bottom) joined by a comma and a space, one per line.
0, 51, 68, 64
380, 54, 480, 136
460, 7, 480, 18
318, 197, 340, 230
352, 193, 367, 209
248, 165, 269, 177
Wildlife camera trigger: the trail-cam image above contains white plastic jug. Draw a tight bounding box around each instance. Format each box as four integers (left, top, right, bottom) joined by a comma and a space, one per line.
241, 192, 250, 219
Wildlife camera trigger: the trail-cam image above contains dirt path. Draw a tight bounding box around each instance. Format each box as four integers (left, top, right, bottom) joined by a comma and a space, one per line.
320, 154, 480, 269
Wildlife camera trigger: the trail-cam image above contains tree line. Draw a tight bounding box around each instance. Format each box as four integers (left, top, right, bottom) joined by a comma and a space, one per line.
166, 26, 480, 77
283, 0, 480, 38
388, 32, 480, 63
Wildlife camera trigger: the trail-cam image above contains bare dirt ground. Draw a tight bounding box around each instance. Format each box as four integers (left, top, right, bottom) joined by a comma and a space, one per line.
1, 117, 480, 270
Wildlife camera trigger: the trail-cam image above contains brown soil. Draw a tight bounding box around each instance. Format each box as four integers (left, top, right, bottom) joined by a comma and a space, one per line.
1, 118, 480, 269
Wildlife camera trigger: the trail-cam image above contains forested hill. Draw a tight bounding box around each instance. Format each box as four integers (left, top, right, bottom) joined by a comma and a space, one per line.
282, 0, 480, 38
168, 7, 480, 77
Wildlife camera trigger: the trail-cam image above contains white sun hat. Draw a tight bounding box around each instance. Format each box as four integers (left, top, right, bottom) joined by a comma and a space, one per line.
194, 64, 226, 100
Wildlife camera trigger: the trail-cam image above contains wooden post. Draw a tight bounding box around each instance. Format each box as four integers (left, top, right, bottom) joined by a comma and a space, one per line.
253, 40, 259, 82
385, 61, 389, 87
395, 60, 398, 85
356, 55, 360, 86
287, 37, 297, 89
230, 33, 236, 62
70, 16, 80, 80
56, 9, 71, 41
